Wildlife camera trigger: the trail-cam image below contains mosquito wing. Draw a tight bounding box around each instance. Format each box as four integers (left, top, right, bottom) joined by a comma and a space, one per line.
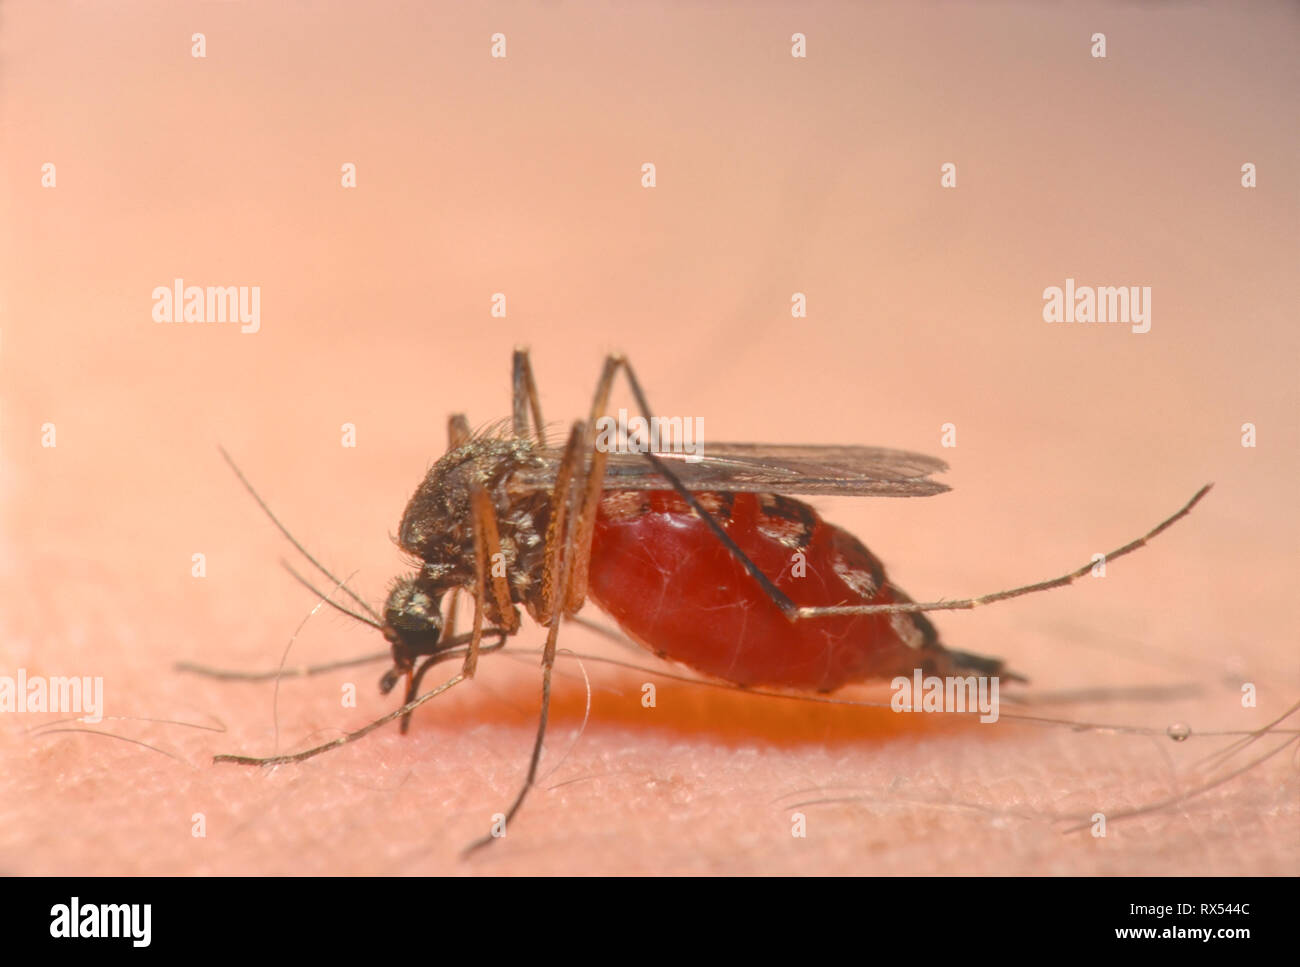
517, 443, 950, 497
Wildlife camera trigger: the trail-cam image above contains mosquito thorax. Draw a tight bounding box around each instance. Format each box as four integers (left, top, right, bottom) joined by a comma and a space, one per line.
381, 576, 445, 668
393, 435, 554, 625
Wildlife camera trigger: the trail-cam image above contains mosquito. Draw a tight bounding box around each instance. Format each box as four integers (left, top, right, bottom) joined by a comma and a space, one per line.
208, 348, 1212, 854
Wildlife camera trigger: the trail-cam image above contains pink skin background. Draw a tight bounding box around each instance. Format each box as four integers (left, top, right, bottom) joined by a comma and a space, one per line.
2, 2, 1297, 874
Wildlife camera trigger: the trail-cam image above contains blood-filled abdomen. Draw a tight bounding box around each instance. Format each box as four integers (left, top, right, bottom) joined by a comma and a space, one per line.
588, 490, 998, 692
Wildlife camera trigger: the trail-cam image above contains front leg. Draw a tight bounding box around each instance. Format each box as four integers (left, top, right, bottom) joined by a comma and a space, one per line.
511, 347, 547, 445
464, 481, 522, 678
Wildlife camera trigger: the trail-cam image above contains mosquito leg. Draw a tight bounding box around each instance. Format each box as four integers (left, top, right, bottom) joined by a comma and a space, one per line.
217, 673, 466, 767
463, 498, 490, 681
380, 627, 508, 696
179, 626, 503, 690
511, 347, 547, 445
560, 359, 619, 612
463, 483, 522, 680
445, 588, 461, 642
796, 484, 1213, 619
176, 652, 389, 682
398, 655, 444, 734
448, 413, 472, 450
462, 609, 564, 858
566, 354, 800, 619
568, 356, 1211, 627
214, 637, 510, 767
398, 629, 509, 734
535, 422, 587, 624
463, 423, 588, 857
433, 566, 461, 717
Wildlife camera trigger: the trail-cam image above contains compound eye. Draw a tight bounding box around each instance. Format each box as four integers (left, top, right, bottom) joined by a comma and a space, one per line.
405, 588, 438, 625
382, 579, 444, 658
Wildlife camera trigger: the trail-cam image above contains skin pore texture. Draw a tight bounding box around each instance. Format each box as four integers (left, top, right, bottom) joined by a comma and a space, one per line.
4, 441, 1295, 874
3, 3, 1297, 874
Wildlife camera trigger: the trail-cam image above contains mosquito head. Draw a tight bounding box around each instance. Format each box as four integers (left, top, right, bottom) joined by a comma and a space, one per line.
381, 576, 445, 669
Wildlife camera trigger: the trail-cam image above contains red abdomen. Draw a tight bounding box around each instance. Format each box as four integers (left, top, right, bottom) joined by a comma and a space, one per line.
588, 490, 942, 692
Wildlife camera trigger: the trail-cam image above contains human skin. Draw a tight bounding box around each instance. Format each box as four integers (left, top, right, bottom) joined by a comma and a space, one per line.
4, 358, 1295, 874
3, 486, 1296, 875
2, 2, 1297, 874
